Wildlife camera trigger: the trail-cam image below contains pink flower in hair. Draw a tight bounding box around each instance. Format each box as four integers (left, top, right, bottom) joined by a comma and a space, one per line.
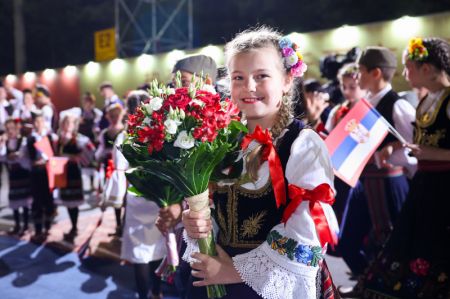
282, 47, 294, 57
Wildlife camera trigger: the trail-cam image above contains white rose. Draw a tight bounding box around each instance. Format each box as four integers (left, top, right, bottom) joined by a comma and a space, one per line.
164, 119, 178, 135
173, 130, 195, 149
150, 97, 163, 111
202, 84, 217, 95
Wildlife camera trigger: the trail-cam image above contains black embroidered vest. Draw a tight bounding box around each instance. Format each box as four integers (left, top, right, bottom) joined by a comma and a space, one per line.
414, 88, 450, 150
27, 134, 55, 162
212, 120, 305, 257
6, 137, 25, 171
102, 129, 123, 163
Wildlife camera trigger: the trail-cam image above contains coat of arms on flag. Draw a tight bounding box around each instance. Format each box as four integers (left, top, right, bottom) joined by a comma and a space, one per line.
325, 99, 390, 187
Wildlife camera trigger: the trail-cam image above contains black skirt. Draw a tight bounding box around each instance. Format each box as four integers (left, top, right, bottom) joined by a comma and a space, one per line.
355, 169, 450, 299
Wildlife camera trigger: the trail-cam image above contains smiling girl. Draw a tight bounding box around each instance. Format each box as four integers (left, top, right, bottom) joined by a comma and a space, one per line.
182, 27, 339, 299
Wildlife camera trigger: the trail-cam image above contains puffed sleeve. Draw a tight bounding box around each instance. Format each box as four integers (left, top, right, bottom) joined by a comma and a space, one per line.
102, 131, 128, 208
232, 129, 338, 299
76, 134, 95, 167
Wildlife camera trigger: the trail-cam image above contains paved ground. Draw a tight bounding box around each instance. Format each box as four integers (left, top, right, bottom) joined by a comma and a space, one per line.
0, 205, 356, 298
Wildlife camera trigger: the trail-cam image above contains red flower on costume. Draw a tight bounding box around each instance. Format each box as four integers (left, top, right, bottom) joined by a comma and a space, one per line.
334, 105, 350, 125
409, 258, 430, 276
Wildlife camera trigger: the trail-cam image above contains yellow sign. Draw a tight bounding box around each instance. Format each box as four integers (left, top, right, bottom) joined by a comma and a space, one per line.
94, 28, 117, 62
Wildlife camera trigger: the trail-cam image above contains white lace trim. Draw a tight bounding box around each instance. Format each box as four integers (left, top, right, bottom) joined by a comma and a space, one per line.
182, 229, 200, 263
233, 242, 319, 299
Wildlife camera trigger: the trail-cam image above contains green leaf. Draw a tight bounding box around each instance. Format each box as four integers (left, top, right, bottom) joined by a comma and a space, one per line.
128, 186, 143, 197
138, 160, 195, 196
125, 167, 184, 206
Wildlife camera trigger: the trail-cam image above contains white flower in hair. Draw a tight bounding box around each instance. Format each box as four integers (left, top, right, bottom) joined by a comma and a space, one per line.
285, 54, 299, 67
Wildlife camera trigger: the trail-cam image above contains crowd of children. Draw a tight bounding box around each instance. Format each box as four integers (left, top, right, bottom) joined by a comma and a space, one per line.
0, 27, 448, 299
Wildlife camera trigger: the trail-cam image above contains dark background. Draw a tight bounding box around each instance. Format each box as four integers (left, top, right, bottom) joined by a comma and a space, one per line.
1, 0, 450, 75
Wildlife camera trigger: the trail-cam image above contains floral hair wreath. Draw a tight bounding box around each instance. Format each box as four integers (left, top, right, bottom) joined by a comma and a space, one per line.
339, 63, 359, 80
279, 36, 308, 77
408, 37, 429, 61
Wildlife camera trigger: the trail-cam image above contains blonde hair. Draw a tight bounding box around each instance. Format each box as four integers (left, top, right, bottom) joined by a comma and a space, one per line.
58, 114, 80, 136
337, 62, 359, 83
225, 26, 295, 181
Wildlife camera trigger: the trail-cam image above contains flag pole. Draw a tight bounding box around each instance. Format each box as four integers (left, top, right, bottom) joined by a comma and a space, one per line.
361, 99, 408, 145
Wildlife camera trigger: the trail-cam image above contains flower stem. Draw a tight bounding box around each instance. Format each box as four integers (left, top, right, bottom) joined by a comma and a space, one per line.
198, 234, 226, 298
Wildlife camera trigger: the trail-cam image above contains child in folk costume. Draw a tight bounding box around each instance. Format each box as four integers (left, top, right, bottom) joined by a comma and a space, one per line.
302, 79, 331, 135
60, 93, 103, 205
13, 89, 37, 137
56, 114, 95, 238
27, 111, 57, 239
324, 63, 373, 278
0, 119, 32, 235
95, 103, 125, 236
356, 47, 417, 249
325, 63, 368, 133
119, 90, 165, 299
182, 27, 340, 299
78, 92, 103, 144
351, 37, 450, 299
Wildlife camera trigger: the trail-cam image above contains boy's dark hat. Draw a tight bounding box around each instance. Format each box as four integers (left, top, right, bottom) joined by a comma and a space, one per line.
99, 81, 114, 90
172, 54, 217, 83
36, 84, 51, 97
357, 46, 397, 69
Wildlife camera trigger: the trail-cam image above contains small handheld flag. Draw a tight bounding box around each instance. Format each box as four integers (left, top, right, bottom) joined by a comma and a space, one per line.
325, 99, 390, 187
46, 157, 69, 190
34, 136, 54, 158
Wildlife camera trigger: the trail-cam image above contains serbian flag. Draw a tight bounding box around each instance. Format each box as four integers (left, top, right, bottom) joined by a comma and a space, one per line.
46, 157, 69, 190
34, 136, 54, 158
325, 99, 389, 187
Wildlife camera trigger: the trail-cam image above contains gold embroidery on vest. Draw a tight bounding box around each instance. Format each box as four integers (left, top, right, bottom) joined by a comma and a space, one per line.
416, 88, 450, 128
423, 129, 446, 146
240, 210, 267, 238
215, 179, 274, 249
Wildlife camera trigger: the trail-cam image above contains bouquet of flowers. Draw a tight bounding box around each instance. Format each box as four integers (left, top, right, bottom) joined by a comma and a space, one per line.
121, 73, 245, 298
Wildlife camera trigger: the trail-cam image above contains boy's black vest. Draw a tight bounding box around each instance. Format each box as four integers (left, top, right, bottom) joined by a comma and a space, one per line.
375, 89, 400, 149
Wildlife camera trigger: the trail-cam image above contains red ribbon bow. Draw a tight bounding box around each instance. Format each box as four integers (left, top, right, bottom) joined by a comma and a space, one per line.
241, 125, 286, 208
105, 159, 115, 179
283, 183, 336, 247
334, 105, 350, 125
